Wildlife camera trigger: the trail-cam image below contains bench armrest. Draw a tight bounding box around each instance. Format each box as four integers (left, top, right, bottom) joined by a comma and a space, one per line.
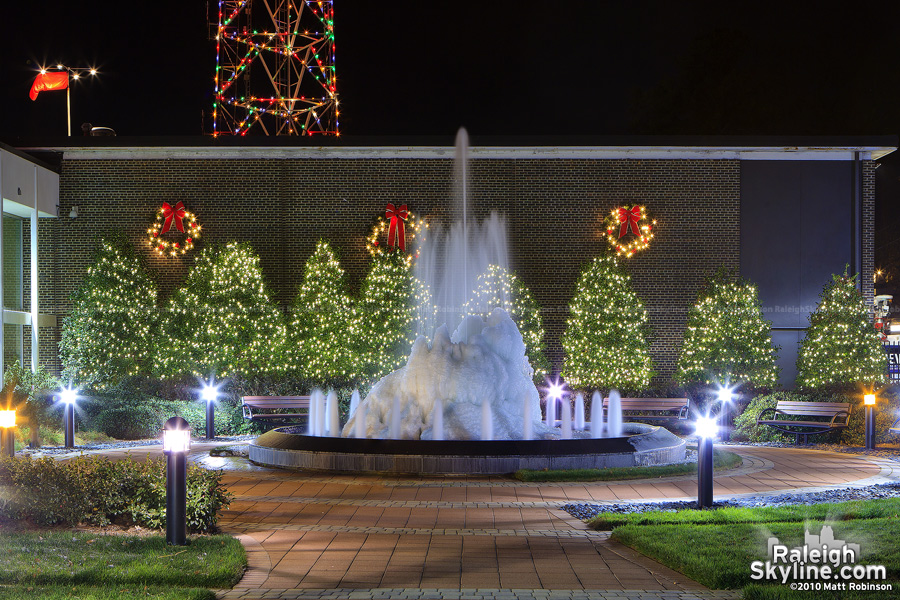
757, 407, 777, 424
829, 411, 851, 427
242, 403, 254, 420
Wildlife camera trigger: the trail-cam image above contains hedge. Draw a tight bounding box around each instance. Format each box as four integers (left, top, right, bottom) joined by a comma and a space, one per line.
0, 455, 231, 531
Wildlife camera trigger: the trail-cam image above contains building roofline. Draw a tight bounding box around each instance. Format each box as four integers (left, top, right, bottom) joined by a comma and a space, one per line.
11, 134, 897, 162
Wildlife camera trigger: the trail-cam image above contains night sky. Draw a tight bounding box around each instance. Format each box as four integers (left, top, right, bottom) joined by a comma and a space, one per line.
2, 1, 900, 272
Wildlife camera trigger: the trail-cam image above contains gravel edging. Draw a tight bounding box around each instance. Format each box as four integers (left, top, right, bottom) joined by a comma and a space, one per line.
562, 481, 900, 520
19, 434, 257, 456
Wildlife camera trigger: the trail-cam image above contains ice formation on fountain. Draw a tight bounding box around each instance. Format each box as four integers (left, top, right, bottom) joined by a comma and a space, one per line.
342, 308, 543, 440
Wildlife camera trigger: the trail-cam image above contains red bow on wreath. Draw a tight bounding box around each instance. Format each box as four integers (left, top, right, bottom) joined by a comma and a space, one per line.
617, 206, 642, 238
160, 201, 186, 234
385, 203, 409, 252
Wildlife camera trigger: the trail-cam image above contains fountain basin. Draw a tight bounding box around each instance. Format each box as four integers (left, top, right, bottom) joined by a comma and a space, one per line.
249, 423, 686, 475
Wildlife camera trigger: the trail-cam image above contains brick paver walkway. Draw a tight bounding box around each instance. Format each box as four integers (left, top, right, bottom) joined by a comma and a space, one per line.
197, 444, 895, 600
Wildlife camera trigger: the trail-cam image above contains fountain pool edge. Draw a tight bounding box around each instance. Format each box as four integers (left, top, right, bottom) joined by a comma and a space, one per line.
248, 423, 687, 474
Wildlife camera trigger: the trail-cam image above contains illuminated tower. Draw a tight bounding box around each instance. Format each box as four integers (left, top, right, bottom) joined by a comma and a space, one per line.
212, 0, 339, 136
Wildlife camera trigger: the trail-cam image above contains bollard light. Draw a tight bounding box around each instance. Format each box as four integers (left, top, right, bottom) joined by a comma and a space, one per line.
163, 416, 190, 546
544, 378, 566, 427
0, 410, 15, 458
864, 394, 876, 450
695, 415, 718, 509
200, 379, 221, 440
60, 386, 78, 448
716, 386, 735, 442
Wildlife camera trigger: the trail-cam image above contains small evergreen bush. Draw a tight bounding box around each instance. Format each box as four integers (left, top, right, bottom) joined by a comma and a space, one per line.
0, 455, 231, 531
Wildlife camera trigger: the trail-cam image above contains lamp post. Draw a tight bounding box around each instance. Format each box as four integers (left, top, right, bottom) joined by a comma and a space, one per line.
695, 415, 718, 509
0, 410, 15, 458
60, 387, 77, 448
200, 381, 221, 440
864, 394, 877, 450
163, 416, 190, 546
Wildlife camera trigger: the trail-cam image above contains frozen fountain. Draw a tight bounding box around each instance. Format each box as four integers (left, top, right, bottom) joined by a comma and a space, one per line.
250, 128, 685, 473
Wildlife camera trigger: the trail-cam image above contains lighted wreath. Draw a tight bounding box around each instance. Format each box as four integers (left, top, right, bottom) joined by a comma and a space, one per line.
146, 201, 202, 257
366, 203, 427, 263
604, 205, 657, 257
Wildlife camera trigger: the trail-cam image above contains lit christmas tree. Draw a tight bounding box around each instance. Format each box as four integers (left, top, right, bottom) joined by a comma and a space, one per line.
465, 265, 550, 382
155, 242, 285, 378
796, 269, 886, 388
356, 251, 421, 382
676, 270, 778, 388
561, 256, 654, 390
286, 240, 359, 385
60, 234, 158, 389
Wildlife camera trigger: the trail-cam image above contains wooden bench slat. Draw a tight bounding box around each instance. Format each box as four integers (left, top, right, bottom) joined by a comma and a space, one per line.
758, 420, 848, 429
757, 400, 852, 444
599, 398, 690, 421
242, 395, 312, 424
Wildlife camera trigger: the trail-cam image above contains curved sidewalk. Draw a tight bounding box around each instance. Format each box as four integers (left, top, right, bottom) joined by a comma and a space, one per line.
210, 445, 897, 599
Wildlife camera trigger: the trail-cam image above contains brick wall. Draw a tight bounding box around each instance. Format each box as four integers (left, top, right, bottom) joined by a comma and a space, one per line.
41, 156, 742, 384
862, 161, 876, 310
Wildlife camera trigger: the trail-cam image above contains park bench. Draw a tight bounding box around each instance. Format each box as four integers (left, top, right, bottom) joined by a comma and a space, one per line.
602, 397, 690, 422
756, 400, 851, 445
889, 417, 900, 436
241, 396, 311, 424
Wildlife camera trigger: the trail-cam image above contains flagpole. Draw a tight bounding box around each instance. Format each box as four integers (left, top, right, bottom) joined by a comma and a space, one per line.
66, 81, 71, 136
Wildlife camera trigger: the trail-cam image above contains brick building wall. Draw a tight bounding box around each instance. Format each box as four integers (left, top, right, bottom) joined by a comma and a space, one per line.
38, 155, 741, 385
862, 161, 876, 310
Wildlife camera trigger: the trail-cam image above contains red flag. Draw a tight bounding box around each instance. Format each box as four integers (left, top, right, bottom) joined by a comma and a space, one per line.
29, 72, 69, 101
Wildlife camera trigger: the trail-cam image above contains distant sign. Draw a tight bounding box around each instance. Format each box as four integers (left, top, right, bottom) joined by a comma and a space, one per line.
886, 344, 900, 381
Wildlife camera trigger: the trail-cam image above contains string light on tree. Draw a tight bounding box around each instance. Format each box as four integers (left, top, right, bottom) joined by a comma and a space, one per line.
604, 205, 657, 257
675, 269, 779, 388
356, 251, 431, 382
464, 265, 550, 383
155, 242, 286, 378
286, 240, 360, 385
60, 234, 158, 390
796, 267, 887, 388
561, 256, 654, 390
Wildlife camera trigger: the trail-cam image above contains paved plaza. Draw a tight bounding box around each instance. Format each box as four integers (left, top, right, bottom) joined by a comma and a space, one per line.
129, 444, 893, 600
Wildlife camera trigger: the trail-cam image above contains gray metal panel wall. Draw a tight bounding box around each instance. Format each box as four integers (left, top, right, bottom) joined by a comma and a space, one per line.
740, 161, 854, 387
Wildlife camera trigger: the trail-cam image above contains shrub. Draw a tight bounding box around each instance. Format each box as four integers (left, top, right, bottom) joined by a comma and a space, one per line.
838, 390, 900, 446
1, 361, 59, 445
0, 455, 231, 531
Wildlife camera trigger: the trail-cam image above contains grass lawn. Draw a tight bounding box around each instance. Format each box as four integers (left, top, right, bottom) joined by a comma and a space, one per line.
0, 531, 246, 599
514, 448, 742, 482
605, 500, 900, 599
